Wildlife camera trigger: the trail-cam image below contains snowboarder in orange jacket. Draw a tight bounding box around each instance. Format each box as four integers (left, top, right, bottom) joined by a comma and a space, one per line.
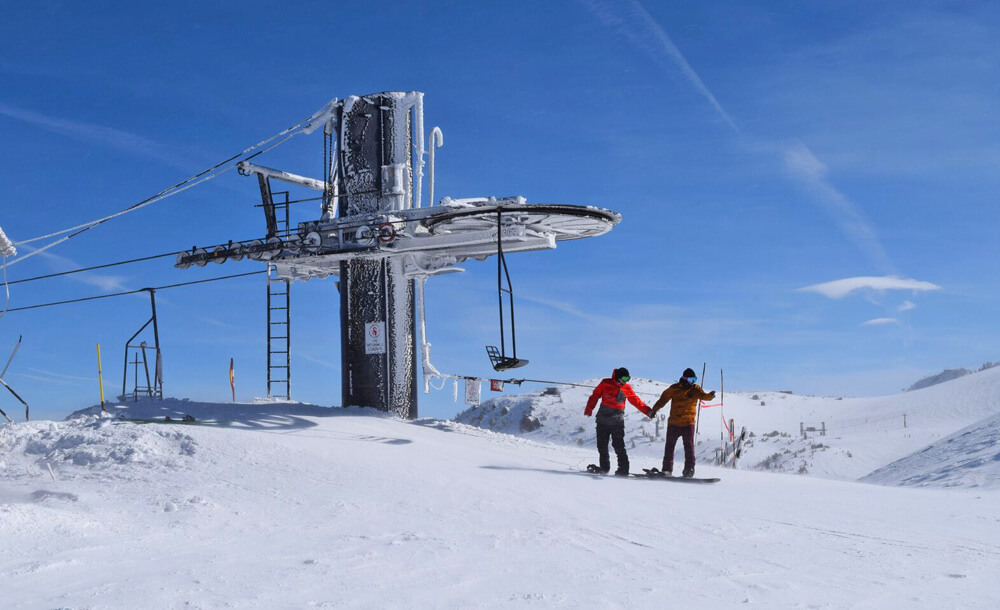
584, 367, 652, 475
650, 368, 715, 478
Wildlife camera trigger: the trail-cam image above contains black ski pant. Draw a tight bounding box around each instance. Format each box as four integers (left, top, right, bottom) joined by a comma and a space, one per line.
663, 424, 696, 474
596, 421, 628, 474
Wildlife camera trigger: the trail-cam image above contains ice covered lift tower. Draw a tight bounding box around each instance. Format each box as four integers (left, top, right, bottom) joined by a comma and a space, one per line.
177, 92, 621, 419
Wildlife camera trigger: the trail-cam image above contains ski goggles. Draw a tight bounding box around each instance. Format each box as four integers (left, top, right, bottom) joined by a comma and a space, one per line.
685, 375, 698, 383
618, 375, 630, 383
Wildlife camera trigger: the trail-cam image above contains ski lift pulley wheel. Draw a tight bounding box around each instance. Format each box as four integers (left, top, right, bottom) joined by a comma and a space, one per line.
421, 204, 619, 240
486, 345, 528, 372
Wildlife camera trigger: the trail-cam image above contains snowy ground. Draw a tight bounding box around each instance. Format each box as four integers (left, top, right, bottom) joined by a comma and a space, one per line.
1, 398, 999, 608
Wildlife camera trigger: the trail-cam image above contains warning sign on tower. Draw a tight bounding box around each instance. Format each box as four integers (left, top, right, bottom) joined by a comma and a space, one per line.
365, 321, 386, 354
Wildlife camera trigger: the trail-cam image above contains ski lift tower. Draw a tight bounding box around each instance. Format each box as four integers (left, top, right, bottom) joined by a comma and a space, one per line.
177, 91, 620, 419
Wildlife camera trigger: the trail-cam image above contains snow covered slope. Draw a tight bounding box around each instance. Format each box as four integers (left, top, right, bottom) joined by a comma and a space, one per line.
862, 411, 1000, 489
456, 366, 1000, 484
1, 401, 999, 608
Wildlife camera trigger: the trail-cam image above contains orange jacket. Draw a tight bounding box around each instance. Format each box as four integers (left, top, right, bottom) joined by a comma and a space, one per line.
584, 369, 650, 417
650, 381, 714, 426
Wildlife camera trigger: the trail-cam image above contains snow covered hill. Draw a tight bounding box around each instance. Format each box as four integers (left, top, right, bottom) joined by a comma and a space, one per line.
862, 411, 1000, 489
905, 368, 971, 392
1, 400, 999, 608
456, 366, 1000, 486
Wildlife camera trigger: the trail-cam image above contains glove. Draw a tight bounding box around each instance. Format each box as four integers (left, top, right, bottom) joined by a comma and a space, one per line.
708, 391, 716, 400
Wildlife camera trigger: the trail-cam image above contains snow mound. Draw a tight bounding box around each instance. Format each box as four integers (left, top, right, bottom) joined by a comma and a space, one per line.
1, 415, 196, 481
861, 411, 1000, 489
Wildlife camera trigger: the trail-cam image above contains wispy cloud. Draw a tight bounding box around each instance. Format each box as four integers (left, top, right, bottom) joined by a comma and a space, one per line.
861, 317, 901, 327
779, 143, 896, 274
898, 300, 916, 312
194, 316, 240, 330
13, 367, 92, 386
298, 352, 338, 369
27, 247, 129, 292
579, 0, 739, 132
0, 102, 192, 170
521, 294, 615, 324
521, 293, 683, 331
799, 276, 942, 300
580, 1, 897, 274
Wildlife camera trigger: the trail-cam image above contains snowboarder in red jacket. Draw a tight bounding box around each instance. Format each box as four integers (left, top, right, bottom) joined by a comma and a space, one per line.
584, 367, 652, 475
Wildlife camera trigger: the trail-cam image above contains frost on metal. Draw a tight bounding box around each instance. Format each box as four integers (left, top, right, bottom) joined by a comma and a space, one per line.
0, 225, 15, 257
175, 91, 621, 420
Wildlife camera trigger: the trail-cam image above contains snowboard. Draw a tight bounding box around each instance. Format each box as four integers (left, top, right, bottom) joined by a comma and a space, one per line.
582, 465, 720, 483
635, 468, 720, 483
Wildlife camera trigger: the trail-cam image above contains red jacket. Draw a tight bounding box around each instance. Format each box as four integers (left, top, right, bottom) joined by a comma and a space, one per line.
584, 369, 650, 417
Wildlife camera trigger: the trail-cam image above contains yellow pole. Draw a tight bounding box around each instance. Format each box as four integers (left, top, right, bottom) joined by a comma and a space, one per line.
96, 343, 106, 411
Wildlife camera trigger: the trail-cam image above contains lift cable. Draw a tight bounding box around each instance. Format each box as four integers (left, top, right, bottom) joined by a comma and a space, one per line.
2, 270, 265, 313
6, 98, 339, 268
6, 251, 182, 286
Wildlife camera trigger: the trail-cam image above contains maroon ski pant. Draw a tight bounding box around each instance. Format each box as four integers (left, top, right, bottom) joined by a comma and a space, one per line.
662, 424, 696, 474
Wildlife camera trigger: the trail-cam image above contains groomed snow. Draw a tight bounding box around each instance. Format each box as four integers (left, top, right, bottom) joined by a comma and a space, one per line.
1, 397, 999, 608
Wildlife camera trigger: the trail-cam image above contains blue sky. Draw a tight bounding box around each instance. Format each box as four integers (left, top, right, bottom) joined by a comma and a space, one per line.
1, 0, 998, 420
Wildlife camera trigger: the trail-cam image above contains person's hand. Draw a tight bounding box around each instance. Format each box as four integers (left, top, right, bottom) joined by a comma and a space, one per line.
584, 411, 592, 417
708, 391, 716, 400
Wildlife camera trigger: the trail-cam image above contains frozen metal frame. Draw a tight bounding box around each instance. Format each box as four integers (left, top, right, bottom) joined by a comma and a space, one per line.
177, 198, 620, 281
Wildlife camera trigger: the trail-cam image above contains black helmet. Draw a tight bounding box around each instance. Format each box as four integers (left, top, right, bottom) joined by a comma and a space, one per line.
616, 367, 631, 382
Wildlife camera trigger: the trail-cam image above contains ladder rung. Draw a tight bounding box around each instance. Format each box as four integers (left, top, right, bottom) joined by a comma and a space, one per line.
269, 350, 288, 354
269, 365, 289, 369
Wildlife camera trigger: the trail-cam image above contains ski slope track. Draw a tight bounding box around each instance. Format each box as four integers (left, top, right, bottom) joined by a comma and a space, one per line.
0, 381, 997, 608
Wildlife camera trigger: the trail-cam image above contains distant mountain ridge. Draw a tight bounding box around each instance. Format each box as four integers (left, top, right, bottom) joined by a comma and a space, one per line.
905, 361, 1000, 392
905, 369, 971, 392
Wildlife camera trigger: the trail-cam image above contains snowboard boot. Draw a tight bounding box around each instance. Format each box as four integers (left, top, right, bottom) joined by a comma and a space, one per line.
614, 470, 630, 477
586, 464, 609, 474
682, 469, 694, 479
